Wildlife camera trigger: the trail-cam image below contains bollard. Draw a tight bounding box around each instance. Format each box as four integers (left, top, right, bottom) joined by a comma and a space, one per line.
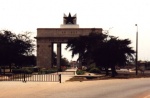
59, 74, 61, 83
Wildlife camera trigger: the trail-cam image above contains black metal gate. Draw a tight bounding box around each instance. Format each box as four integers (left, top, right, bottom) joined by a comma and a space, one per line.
0, 73, 61, 83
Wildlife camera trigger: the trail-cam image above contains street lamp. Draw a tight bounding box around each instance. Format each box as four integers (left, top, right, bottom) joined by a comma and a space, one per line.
135, 24, 138, 75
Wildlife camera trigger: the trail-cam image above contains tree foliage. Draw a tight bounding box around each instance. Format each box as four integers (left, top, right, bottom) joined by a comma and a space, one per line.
66, 32, 107, 63
61, 57, 69, 66
0, 30, 35, 67
66, 30, 135, 77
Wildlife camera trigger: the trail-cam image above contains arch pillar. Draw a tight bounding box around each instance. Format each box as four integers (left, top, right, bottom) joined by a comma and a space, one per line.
57, 42, 61, 70
37, 40, 53, 69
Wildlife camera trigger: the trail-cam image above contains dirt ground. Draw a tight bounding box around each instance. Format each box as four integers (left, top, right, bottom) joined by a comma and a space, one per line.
0, 78, 150, 98
0, 70, 150, 98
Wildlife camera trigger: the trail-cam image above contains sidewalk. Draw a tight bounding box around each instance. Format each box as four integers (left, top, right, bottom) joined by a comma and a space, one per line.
59, 68, 77, 82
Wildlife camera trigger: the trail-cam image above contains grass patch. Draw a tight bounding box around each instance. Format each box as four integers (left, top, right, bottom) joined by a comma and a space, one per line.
68, 72, 150, 82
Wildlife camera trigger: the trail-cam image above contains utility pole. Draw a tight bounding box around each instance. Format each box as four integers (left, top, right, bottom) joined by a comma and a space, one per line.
135, 24, 138, 75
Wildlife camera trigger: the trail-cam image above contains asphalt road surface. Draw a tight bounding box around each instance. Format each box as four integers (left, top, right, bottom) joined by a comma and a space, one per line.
48, 78, 150, 98
0, 78, 150, 98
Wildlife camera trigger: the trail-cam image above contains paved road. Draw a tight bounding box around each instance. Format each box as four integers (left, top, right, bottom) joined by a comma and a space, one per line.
0, 78, 150, 98
48, 78, 150, 98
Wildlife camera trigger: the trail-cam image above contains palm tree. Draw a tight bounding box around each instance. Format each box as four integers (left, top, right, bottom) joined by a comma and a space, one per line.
108, 37, 135, 77
66, 31, 107, 65
93, 36, 135, 77
66, 31, 135, 77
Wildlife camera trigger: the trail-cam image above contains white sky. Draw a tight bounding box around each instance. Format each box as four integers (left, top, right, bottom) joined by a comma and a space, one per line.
0, 0, 150, 61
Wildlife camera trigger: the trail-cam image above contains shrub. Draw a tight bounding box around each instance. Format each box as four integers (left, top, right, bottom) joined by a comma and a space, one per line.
39, 68, 58, 74
23, 68, 33, 74
12, 69, 24, 74
86, 64, 96, 72
61, 66, 67, 71
76, 69, 85, 75
12, 67, 34, 74
89, 67, 101, 74
38, 68, 46, 74
33, 67, 40, 72
45, 68, 58, 74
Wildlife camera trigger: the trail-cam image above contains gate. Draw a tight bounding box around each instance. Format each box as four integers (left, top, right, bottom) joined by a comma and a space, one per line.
0, 73, 61, 83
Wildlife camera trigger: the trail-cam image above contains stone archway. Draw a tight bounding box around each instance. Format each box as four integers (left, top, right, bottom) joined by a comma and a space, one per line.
35, 13, 102, 69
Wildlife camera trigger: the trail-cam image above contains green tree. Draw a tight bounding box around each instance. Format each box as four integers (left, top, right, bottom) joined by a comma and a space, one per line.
66, 31, 135, 77
0, 30, 35, 72
61, 57, 69, 66
66, 31, 107, 64
93, 36, 135, 76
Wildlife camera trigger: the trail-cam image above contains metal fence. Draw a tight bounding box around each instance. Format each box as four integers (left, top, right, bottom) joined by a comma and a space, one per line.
0, 73, 61, 83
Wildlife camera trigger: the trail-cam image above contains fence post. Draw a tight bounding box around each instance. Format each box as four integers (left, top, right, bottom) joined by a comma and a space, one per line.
23, 73, 26, 83
59, 74, 61, 83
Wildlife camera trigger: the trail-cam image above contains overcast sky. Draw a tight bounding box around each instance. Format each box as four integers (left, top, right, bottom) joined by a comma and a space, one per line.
0, 0, 150, 61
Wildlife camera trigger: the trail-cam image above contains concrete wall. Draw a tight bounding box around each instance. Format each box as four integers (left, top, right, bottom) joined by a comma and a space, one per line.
37, 28, 102, 38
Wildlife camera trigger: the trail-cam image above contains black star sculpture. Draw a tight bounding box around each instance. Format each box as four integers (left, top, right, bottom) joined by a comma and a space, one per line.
64, 13, 76, 24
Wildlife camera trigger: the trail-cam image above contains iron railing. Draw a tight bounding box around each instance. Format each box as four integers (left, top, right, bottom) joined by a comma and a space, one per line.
0, 73, 61, 83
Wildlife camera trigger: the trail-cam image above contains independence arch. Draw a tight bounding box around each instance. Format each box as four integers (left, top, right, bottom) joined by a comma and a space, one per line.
35, 13, 103, 69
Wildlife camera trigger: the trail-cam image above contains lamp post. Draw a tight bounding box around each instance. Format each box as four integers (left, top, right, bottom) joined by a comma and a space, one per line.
135, 24, 138, 75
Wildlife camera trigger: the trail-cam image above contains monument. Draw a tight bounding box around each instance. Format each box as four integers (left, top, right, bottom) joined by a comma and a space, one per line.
36, 13, 103, 69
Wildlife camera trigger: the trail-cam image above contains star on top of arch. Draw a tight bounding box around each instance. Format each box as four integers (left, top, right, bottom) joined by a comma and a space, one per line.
64, 13, 76, 24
